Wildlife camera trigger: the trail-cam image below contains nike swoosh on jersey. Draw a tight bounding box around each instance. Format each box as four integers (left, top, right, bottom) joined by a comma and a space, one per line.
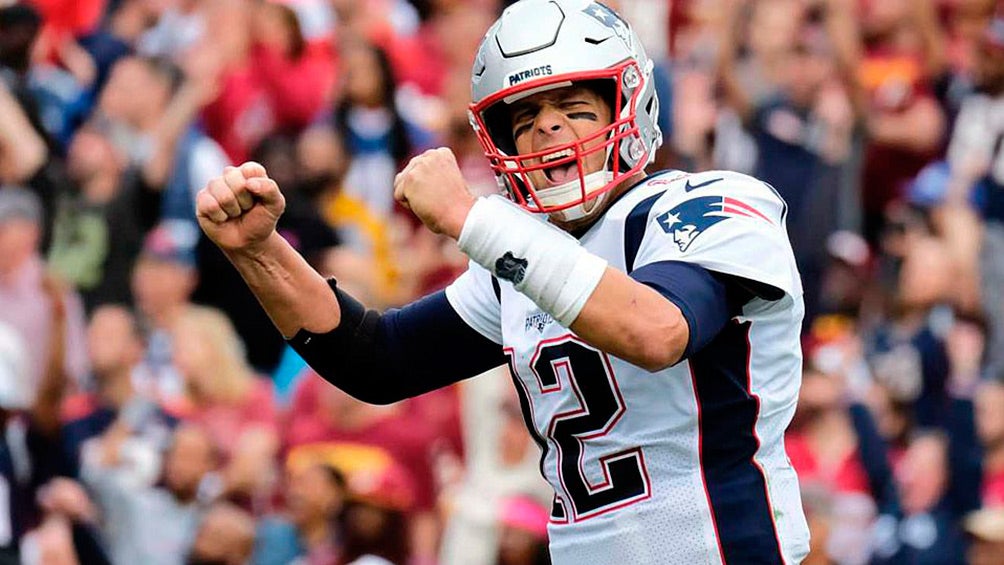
685, 177, 724, 192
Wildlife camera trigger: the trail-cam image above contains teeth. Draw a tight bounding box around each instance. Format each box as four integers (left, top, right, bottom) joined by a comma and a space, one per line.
541, 149, 574, 163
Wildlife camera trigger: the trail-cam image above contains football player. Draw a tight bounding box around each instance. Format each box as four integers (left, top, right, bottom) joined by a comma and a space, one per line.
196, 1, 810, 563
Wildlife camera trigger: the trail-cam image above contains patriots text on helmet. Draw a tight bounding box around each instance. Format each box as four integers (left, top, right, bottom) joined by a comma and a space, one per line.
507, 65, 554, 87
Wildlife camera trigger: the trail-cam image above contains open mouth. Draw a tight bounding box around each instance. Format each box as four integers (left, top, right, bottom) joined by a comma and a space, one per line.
541, 148, 577, 185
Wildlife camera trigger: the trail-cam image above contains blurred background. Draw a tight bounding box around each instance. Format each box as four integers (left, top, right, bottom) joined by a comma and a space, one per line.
0, 0, 1004, 563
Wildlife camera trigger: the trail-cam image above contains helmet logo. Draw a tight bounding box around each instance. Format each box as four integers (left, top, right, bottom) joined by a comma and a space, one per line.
506, 65, 554, 87
583, 3, 631, 46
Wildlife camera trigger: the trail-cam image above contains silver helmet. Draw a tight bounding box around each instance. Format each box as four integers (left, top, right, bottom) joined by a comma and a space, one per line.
469, 0, 661, 221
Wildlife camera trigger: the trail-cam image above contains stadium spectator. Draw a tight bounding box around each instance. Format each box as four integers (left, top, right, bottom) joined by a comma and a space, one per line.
187, 501, 257, 565
963, 506, 1004, 565
940, 15, 1004, 380
858, 0, 947, 242
252, 462, 347, 565
978, 379, 1004, 507
46, 125, 161, 310
332, 40, 434, 218
60, 304, 176, 477
80, 423, 219, 565
131, 220, 200, 404
0, 187, 89, 397
494, 495, 551, 565
168, 305, 279, 509
0, 284, 68, 561
0, 80, 48, 187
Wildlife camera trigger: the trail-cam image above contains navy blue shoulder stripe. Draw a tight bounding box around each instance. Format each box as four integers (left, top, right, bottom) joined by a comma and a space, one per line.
624, 191, 665, 272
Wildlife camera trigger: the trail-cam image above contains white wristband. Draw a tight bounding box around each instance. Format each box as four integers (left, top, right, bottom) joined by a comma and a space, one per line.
458, 196, 607, 327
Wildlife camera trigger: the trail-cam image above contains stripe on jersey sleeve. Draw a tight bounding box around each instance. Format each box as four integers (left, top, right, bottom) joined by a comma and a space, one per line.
624, 191, 665, 272
689, 320, 785, 565
629, 260, 731, 359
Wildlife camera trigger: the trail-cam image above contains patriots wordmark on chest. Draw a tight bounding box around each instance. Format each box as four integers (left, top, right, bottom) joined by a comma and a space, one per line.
525, 312, 555, 333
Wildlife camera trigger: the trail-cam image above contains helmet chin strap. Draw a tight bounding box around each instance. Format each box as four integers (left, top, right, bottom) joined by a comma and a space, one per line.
531, 170, 614, 222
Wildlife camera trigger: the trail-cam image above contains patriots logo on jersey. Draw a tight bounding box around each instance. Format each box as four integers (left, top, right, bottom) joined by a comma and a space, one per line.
524, 312, 554, 333
656, 196, 773, 252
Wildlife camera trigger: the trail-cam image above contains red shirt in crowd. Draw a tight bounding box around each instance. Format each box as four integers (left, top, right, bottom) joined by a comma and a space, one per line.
284, 375, 441, 512
202, 40, 336, 164
786, 432, 872, 494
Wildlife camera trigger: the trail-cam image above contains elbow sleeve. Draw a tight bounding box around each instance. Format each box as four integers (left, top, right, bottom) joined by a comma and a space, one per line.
288, 279, 505, 404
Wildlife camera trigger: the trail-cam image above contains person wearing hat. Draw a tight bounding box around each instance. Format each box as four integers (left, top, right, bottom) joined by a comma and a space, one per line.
130, 219, 200, 405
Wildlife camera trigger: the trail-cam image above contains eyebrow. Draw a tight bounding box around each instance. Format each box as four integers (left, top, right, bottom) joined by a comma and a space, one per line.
512, 96, 592, 121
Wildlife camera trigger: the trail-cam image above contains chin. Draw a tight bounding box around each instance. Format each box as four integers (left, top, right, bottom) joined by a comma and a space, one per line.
548, 212, 597, 234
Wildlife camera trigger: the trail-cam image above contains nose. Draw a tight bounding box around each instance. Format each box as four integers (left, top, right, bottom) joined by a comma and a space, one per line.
534, 105, 565, 136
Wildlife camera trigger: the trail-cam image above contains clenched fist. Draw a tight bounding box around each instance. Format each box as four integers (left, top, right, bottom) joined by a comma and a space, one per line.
393, 148, 476, 239
196, 162, 286, 253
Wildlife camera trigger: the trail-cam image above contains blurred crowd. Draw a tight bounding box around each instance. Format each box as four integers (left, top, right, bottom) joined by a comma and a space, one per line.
1, 0, 1004, 563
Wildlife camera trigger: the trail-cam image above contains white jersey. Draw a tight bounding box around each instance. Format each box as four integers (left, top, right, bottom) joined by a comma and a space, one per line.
446, 170, 810, 565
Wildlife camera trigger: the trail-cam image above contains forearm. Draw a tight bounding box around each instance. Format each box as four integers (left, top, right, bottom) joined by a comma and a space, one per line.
824, 0, 867, 118
143, 84, 207, 187
224, 232, 341, 337
714, 2, 752, 120
289, 284, 504, 404
571, 268, 688, 371
33, 285, 68, 436
0, 84, 47, 183
848, 403, 901, 515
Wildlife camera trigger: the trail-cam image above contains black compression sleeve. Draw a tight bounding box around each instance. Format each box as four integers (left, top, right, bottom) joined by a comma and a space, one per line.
288, 279, 506, 404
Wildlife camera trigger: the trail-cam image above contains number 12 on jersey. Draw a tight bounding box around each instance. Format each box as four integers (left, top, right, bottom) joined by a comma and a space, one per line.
505, 335, 652, 523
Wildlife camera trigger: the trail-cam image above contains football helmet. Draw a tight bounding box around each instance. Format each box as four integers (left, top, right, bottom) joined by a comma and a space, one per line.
469, 0, 662, 221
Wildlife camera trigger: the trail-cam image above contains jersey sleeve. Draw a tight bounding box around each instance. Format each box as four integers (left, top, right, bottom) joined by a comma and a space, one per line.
631, 171, 802, 299
444, 260, 503, 345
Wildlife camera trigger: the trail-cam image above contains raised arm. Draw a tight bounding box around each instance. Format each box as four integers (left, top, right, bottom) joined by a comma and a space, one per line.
197, 162, 505, 405
195, 162, 340, 337
714, 0, 754, 122
394, 150, 754, 372
0, 82, 47, 184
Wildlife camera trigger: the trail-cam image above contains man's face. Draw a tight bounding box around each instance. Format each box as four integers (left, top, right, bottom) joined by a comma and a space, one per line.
163, 426, 216, 499
287, 465, 344, 527
130, 258, 196, 321
99, 58, 170, 127
510, 85, 613, 192
87, 306, 141, 378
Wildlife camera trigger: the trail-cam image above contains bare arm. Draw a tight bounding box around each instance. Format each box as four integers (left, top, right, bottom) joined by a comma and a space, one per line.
0, 83, 47, 183
32, 275, 69, 436
395, 149, 694, 373
143, 48, 224, 187
714, 0, 753, 121
196, 163, 341, 337
823, 0, 867, 119
571, 268, 689, 371
911, 0, 948, 79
